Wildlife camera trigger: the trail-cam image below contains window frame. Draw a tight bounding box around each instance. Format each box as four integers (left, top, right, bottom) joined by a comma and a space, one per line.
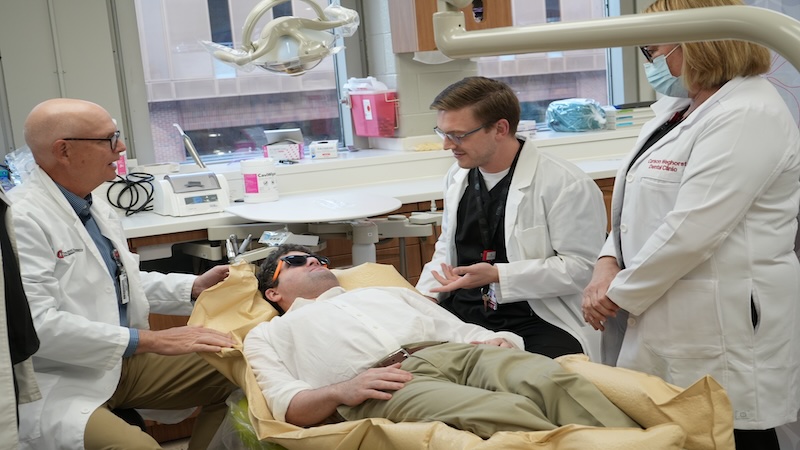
109, 0, 637, 164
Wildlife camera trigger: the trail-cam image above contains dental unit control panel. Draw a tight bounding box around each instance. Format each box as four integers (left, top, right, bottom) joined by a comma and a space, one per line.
152, 171, 231, 217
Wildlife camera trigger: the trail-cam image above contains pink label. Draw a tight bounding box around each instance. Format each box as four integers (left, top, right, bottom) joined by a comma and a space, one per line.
243, 173, 259, 193
116, 153, 127, 176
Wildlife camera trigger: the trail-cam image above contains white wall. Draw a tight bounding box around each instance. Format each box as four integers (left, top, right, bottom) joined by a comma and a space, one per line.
0, 0, 125, 152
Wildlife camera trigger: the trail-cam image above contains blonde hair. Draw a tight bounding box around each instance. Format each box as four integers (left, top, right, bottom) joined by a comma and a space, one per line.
645, 0, 771, 90
430, 77, 520, 134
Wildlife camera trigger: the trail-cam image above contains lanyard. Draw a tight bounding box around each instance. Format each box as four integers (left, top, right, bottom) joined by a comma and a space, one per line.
468, 143, 523, 262
112, 249, 130, 305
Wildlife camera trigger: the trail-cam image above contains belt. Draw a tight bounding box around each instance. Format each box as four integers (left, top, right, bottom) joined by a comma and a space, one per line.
373, 341, 447, 368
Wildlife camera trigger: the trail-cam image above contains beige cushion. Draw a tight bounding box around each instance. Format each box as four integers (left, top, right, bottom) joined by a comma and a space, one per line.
189, 262, 734, 450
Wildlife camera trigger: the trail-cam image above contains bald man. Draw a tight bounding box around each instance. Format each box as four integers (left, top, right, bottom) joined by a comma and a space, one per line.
10, 99, 236, 450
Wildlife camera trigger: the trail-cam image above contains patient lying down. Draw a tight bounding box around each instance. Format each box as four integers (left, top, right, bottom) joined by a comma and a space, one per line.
244, 244, 640, 438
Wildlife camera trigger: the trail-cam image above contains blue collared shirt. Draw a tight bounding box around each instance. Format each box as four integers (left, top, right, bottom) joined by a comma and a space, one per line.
57, 185, 139, 357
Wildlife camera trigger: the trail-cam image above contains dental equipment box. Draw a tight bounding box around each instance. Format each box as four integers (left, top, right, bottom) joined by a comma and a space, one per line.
152, 171, 231, 217
259, 231, 320, 247
264, 128, 304, 160
310, 140, 338, 159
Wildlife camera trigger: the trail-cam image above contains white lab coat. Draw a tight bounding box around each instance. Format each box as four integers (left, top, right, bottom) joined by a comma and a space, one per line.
416, 138, 606, 361
602, 76, 800, 430
9, 167, 197, 449
0, 188, 40, 450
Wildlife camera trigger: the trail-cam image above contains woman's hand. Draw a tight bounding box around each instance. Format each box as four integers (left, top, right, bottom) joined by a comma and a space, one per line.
582, 257, 622, 331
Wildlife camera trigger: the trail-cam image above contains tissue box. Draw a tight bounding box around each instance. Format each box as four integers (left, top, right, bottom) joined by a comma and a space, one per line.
310, 140, 338, 159
263, 140, 303, 160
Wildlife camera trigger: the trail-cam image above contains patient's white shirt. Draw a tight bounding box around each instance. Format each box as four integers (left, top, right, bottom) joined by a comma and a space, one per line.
244, 286, 523, 422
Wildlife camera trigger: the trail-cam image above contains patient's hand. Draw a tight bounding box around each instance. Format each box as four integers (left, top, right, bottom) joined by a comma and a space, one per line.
337, 364, 413, 406
285, 363, 413, 427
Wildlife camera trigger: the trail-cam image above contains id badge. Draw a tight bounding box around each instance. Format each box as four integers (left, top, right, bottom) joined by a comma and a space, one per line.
482, 286, 498, 312
481, 249, 496, 263
119, 270, 130, 305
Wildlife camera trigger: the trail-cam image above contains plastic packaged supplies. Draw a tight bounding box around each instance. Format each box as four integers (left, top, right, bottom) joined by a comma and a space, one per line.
545, 98, 607, 132
208, 391, 286, 450
4, 145, 36, 187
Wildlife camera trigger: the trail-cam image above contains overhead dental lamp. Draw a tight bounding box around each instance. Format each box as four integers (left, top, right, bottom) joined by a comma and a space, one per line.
432, 2, 800, 73
203, 0, 359, 76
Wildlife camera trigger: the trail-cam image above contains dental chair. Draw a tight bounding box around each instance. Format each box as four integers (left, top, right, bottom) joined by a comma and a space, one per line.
190, 263, 735, 450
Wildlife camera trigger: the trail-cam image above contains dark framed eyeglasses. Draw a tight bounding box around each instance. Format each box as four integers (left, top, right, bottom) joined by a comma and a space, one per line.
271, 253, 330, 282
639, 46, 654, 63
63, 130, 121, 151
433, 123, 488, 145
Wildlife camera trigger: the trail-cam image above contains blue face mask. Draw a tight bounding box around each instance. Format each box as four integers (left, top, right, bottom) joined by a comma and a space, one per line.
643, 46, 689, 98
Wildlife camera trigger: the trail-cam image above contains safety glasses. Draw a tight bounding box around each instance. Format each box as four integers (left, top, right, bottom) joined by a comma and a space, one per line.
433, 123, 488, 145
271, 254, 330, 282
639, 46, 654, 63
640, 45, 680, 63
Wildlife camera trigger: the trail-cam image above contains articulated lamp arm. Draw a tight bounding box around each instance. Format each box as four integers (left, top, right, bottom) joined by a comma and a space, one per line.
432, 5, 800, 73
207, 0, 359, 75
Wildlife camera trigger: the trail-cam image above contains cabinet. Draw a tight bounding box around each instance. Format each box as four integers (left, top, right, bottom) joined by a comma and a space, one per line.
594, 177, 614, 232
388, 0, 512, 53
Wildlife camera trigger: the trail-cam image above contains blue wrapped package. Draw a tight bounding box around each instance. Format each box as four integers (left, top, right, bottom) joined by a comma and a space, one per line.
545, 98, 607, 132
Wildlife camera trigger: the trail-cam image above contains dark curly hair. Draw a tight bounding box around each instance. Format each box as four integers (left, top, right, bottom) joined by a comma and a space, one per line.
256, 243, 315, 294
255, 244, 316, 315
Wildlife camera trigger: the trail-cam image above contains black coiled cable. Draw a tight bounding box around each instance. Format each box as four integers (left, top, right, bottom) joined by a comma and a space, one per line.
106, 172, 155, 216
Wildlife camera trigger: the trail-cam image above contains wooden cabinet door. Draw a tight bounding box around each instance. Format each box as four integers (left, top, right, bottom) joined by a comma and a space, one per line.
594, 177, 614, 232
390, 0, 513, 53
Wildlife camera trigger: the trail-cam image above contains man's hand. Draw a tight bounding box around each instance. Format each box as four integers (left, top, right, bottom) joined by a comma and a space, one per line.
582, 256, 622, 331
471, 338, 515, 348
430, 262, 499, 293
136, 325, 235, 355
285, 364, 412, 426
191, 265, 230, 300
335, 363, 413, 406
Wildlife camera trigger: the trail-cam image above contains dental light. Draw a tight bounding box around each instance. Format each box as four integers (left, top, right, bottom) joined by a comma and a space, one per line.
433, 3, 800, 72
203, 0, 359, 76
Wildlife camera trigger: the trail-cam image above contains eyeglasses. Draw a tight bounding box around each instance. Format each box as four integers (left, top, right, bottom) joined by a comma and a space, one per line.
640, 44, 680, 63
433, 124, 487, 145
271, 253, 329, 282
639, 46, 654, 63
63, 130, 121, 151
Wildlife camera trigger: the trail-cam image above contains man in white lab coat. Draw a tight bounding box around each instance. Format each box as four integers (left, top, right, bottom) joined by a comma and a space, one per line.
416, 77, 606, 360
10, 99, 237, 450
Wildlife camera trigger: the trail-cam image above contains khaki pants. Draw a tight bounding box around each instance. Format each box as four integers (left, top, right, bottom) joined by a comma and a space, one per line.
338, 343, 639, 438
84, 353, 236, 450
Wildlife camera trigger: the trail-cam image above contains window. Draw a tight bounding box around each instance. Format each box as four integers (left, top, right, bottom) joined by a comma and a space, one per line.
477, 0, 609, 128
545, 0, 561, 23
207, 0, 233, 47
134, 0, 342, 164
130, 0, 629, 164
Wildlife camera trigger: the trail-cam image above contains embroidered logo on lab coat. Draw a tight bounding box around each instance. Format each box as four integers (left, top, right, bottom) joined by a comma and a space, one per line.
56, 248, 84, 259
647, 159, 687, 173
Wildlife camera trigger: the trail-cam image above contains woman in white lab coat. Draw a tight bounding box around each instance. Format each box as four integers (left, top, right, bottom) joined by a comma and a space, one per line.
582, 1, 800, 448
